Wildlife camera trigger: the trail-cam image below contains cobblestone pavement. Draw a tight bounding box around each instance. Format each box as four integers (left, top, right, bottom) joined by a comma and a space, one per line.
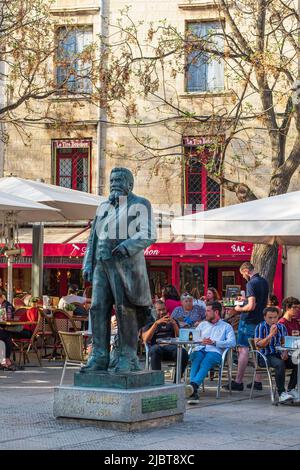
1, 363, 300, 450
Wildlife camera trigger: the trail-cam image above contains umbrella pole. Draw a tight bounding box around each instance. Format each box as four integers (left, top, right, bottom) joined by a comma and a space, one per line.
6, 223, 14, 304
31, 223, 44, 298
7, 255, 13, 304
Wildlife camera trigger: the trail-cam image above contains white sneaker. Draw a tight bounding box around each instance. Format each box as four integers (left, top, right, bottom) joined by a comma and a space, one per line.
287, 389, 299, 400
185, 384, 194, 398
279, 391, 294, 403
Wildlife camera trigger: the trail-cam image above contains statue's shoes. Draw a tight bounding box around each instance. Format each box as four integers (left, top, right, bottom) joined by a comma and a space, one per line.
113, 355, 142, 373
80, 356, 109, 372
130, 357, 142, 372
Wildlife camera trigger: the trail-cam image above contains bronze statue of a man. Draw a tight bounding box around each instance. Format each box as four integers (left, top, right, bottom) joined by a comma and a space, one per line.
82, 167, 156, 373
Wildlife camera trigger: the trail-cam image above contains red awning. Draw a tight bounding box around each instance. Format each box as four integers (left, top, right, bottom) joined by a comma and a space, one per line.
0, 241, 253, 259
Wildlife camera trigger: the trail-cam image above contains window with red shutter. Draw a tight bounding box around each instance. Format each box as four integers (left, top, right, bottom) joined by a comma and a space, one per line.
184, 138, 221, 212
53, 140, 91, 192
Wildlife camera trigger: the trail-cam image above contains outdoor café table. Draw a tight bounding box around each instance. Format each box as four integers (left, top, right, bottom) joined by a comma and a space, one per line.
157, 338, 202, 385
0, 320, 37, 328
0, 320, 37, 334
276, 345, 300, 404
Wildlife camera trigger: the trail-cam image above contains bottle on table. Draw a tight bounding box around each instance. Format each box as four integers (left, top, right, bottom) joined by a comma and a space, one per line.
1, 308, 7, 321
188, 331, 193, 341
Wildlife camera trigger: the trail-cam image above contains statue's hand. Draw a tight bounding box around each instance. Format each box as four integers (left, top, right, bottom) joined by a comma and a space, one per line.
112, 245, 128, 258
82, 267, 93, 282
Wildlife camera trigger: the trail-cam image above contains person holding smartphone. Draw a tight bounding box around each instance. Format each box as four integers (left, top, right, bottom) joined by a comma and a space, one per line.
142, 300, 189, 378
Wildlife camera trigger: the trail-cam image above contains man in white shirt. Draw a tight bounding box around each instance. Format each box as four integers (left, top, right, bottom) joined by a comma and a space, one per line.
186, 301, 236, 404
58, 284, 90, 310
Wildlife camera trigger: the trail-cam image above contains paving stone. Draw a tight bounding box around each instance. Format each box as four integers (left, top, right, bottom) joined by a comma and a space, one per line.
1, 364, 300, 450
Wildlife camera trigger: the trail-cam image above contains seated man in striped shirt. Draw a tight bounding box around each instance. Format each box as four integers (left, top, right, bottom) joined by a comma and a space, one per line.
255, 306, 298, 403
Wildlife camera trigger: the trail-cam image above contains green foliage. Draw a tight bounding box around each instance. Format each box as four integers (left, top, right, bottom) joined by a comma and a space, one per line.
65, 303, 76, 312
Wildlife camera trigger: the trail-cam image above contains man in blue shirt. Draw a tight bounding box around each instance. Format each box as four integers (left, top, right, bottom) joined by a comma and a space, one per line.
186, 301, 236, 404
255, 306, 298, 403
224, 262, 269, 391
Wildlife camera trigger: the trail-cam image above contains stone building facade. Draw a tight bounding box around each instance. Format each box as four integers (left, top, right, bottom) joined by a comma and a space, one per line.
3, 0, 299, 209
1, 0, 299, 298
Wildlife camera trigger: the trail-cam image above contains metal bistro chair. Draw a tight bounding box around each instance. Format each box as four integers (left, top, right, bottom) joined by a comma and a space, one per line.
186, 346, 233, 398
215, 348, 233, 398
144, 342, 176, 381
58, 331, 88, 385
144, 341, 199, 383
248, 338, 276, 404
182, 342, 233, 398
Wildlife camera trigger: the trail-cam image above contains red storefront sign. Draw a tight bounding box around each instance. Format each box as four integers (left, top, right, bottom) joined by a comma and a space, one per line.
144, 242, 252, 257
0, 241, 283, 301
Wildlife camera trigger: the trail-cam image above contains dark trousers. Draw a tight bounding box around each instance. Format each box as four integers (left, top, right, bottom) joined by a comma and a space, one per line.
265, 354, 298, 395
9, 330, 32, 340
0, 329, 12, 358
149, 344, 189, 379
0, 329, 32, 359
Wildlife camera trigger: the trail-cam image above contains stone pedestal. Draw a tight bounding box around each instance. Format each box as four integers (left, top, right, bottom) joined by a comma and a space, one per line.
74, 370, 165, 389
53, 383, 185, 431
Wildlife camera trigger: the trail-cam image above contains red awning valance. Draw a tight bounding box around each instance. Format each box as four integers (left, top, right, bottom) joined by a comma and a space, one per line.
0, 241, 253, 259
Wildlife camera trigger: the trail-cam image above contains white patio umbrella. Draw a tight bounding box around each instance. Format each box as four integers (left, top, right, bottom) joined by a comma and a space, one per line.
0, 192, 60, 302
0, 176, 171, 221
0, 191, 60, 223
0, 177, 103, 220
0, 177, 106, 298
172, 190, 300, 246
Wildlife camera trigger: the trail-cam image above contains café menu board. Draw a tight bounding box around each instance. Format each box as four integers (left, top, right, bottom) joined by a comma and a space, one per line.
225, 285, 241, 298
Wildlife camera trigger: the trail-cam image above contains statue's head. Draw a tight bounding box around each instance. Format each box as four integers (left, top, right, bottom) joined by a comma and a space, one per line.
109, 167, 134, 203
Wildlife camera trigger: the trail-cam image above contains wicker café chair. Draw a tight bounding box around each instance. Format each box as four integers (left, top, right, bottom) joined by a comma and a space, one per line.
13, 298, 25, 308
38, 309, 56, 357
12, 310, 43, 366
52, 309, 79, 333
13, 307, 29, 320
51, 309, 80, 358
58, 331, 88, 385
